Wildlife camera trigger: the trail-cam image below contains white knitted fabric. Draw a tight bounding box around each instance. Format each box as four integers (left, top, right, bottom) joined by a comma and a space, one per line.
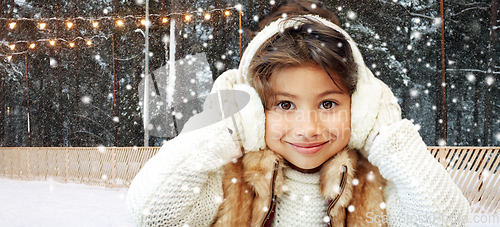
369, 119, 471, 226
272, 168, 328, 227
126, 119, 236, 227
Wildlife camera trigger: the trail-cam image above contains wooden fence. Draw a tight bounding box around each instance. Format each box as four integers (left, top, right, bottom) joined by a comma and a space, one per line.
1, 146, 499, 213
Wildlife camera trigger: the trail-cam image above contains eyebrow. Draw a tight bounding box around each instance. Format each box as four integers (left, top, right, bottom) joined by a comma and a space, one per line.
274, 90, 345, 99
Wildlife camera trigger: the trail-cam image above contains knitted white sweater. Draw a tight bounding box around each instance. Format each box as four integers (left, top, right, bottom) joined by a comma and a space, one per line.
272, 168, 329, 227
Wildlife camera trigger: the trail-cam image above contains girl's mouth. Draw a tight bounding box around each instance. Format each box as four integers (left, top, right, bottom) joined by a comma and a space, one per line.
287, 141, 329, 155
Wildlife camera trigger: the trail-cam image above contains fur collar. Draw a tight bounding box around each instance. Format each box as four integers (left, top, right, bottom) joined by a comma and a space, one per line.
212, 148, 387, 226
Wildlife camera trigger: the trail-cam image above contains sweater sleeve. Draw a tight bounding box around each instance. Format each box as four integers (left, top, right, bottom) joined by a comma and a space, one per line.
126, 119, 240, 227
368, 119, 471, 227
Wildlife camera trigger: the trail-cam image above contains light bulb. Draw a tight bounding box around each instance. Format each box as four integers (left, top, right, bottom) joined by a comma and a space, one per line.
39, 23, 46, 29
92, 22, 99, 28
49, 40, 56, 46
29, 43, 36, 49
67, 22, 73, 29
69, 42, 75, 48
116, 20, 124, 27
185, 15, 192, 21
224, 10, 231, 17
204, 13, 211, 20
9, 44, 15, 50
9, 22, 16, 29
162, 17, 168, 23
86, 40, 92, 46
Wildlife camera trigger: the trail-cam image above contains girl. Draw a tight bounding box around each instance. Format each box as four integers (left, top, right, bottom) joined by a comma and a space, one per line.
126, 10, 470, 227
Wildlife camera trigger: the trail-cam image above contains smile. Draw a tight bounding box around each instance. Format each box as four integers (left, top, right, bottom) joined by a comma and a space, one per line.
287, 141, 329, 155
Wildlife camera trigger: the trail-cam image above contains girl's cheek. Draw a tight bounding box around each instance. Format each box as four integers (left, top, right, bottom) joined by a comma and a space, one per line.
265, 111, 287, 140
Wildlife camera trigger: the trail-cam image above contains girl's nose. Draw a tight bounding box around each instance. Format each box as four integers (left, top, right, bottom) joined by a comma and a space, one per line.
293, 110, 322, 139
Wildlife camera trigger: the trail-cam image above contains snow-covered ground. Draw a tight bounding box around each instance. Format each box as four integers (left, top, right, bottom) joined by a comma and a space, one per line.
0, 178, 133, 227
0, 178, 498, 226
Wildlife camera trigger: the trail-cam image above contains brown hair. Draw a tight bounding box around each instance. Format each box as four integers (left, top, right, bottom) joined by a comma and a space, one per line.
248, 17, 357, 109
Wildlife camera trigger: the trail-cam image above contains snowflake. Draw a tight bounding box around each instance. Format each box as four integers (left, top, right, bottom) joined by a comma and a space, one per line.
50, 58, 57, 68
433, 17, 441, 26
98, 145, 106, 153
412, 31, 422, 39
367, 171, 375, 181
486, 76, 495, 85
215, 61, 225, 71
81, 96, 91, 104
438, 139, 446, 146
175, 112, 183, 120
282, 185, 289, 192
466, 73, 476, 82
410, 89, 419, 98
235, 4, 243, 12
347, 11, 357, 20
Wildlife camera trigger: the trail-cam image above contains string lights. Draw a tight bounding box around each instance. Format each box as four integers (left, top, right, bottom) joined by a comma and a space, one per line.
2, 6, 240, 59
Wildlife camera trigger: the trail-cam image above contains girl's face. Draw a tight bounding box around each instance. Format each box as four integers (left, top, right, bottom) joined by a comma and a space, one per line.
265, 63, 351, 171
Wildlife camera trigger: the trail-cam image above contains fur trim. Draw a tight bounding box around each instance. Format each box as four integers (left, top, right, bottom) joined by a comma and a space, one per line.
320, 149, 357, 227
243, 148, 284, 226
213, 147, 387, 226
212, 157, 254, 227
347, 154, 387, 226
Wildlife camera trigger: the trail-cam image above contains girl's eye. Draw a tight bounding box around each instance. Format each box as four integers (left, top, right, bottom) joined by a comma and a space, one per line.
277, 101, 294, 110
320, 101, 336, 109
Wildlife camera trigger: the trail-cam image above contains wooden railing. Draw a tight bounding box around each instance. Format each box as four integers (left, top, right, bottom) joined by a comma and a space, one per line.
428, 147, 500, 213
1, 146, 499, 213
0, 147, 160, 188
